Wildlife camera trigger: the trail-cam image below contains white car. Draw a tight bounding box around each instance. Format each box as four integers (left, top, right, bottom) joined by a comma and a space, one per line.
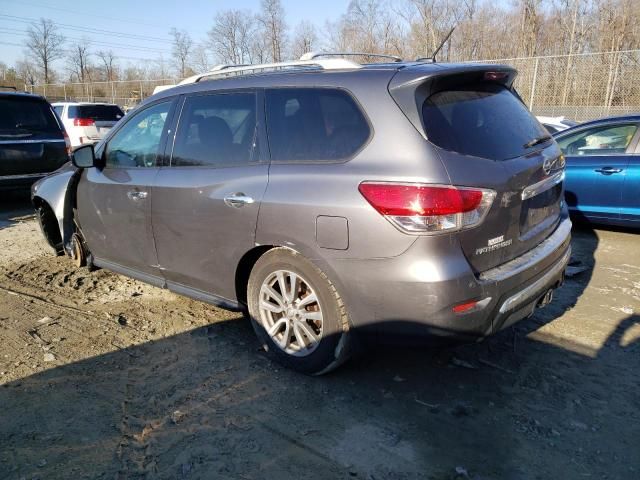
52, 102, 124, 147
536, 116, 579, 135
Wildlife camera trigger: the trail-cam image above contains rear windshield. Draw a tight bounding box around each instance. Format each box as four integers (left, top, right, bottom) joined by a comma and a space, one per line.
0, 97, 60, 134
68, 104, 124, 121
422, 84, 549, 161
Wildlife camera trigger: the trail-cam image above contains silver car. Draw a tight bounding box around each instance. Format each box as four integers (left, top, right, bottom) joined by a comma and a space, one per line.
32, 56, 571, 374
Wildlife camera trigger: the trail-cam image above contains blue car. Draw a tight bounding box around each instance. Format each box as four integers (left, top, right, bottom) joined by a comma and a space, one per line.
554, 114, 640, 228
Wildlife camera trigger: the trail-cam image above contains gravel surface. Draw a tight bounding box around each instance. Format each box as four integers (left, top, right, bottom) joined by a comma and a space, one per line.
0, 193, 638, 479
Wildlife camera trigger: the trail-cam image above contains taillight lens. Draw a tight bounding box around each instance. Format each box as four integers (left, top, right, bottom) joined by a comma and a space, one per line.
62, 130, 72, 157
73, 118, 95, 126
358, 182, 496, 234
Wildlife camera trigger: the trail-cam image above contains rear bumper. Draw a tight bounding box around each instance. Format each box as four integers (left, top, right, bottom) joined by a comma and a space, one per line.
327, 214, 572, 341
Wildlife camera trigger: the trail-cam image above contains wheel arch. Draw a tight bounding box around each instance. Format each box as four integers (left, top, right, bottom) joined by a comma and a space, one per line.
32, 197, 63, 254
235, 245, 275, 307
234, 243, 348, 312
31, 167, 82, 253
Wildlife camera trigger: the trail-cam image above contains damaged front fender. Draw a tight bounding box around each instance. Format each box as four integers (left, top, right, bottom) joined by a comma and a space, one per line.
31, 162, 82, 254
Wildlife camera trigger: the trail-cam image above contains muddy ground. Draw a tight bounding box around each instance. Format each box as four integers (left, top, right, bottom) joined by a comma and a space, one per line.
0, 192, 638, 480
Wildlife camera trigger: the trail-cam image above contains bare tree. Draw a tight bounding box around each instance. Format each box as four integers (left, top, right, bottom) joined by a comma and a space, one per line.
16, 59, 38, 89
152, 54, 170, 80
291, 21, 318, 58
26, 18, 65, 84
208, 10, 257, 64
170, 28, 193, 78
258, 0, 287, 62
191, 43, 213, 73
67, 39, 92, 83
97, 50, 117, 82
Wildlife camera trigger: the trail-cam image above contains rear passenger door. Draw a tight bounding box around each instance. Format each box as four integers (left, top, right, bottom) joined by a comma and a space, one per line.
152, 90, 268, 303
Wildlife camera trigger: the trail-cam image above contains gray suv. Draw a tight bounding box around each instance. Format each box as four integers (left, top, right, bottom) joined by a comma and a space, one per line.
32, 56, 571, 374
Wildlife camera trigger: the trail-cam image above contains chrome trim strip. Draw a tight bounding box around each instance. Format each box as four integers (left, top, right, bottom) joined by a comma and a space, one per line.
0, 139, 65, 145
0, 172, 48, 180
479, 217, 572, 283
521, 171, 565, 200
498, 247, 570, 314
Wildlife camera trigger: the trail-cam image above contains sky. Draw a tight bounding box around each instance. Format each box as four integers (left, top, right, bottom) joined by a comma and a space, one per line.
0, 0, 351, 72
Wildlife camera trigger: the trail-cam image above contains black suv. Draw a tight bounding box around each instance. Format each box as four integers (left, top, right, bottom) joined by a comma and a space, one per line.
0, 89, 70, 190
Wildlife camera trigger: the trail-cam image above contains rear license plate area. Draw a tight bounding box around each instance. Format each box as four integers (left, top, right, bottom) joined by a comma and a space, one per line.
520, 183, 561, 234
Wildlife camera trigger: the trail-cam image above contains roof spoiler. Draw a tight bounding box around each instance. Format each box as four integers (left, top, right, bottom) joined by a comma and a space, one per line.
388, 64, 517, 139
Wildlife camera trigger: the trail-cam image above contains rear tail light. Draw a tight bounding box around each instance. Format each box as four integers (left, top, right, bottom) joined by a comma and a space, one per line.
358, 182, 496, 234
73, 118, 95, 127
62, 130, 72, 157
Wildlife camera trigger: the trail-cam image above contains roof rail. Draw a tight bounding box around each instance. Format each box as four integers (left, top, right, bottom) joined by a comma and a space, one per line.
178, 58, 362, 85
300, 51, 403, 63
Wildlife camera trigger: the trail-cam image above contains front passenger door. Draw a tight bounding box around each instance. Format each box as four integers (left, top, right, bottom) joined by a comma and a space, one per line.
77, 100, 174, 283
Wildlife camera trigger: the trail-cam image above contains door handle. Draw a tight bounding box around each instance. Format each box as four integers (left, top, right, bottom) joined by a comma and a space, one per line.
127, 190, 148, 200
594, 167, 623, 175
224, 193, 255, 208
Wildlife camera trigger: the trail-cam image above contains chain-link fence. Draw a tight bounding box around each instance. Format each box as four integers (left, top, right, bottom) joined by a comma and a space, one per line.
472, 50, 640, 121
27, 78, 180, 111
28, 50, 640, 121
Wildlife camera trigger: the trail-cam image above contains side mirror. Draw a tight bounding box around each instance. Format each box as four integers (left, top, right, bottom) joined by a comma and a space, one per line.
72, 144, 96, 168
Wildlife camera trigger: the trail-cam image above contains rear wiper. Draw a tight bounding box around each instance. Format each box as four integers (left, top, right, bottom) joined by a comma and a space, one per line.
523, 135, 552, 149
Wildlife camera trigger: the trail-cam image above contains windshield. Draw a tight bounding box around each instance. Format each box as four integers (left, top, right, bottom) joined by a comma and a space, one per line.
0, 97, 60, 134
68, 104, 124, 121
422, 83, 549, 161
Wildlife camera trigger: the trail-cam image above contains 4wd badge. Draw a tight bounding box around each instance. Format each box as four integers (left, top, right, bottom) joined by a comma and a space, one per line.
476, 235, 513, 255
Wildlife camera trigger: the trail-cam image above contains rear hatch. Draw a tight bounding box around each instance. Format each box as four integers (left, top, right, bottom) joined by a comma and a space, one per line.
0, 95, 68, 176
68, 104, 124, 139
390, 65, 565, 273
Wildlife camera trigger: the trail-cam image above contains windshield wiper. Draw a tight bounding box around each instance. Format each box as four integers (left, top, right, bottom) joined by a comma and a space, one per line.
523, 135, 552, 149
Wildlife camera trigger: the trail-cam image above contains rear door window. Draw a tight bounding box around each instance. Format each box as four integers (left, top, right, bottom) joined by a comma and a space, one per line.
0, 97, 60, 135
68, 105, 124, 121
171, 92, 257, 167
266, 88, 370, 162
422, 84, 549, 161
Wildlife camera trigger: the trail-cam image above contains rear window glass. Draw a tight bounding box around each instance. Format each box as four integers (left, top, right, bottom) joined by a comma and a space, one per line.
0, 97, 59, 134
422, 84, 549, 161
266, 88, 370, 162
68, 105, 124, 121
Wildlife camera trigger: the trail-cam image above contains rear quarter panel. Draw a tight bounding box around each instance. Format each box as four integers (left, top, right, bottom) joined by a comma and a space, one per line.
254, 70, 453, 293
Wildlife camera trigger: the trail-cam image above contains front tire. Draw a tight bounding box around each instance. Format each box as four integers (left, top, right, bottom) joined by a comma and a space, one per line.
247, 248, 351, 375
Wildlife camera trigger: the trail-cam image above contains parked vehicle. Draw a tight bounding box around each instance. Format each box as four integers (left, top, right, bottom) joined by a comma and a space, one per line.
555, 114, 640, 227
52, 102, 124, 148
32, 55, 571, 374
537, 116, 578, 134
0, 90, 70, 191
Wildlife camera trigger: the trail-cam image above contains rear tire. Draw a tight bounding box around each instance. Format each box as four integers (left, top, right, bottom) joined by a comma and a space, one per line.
247, 248, 351, 375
